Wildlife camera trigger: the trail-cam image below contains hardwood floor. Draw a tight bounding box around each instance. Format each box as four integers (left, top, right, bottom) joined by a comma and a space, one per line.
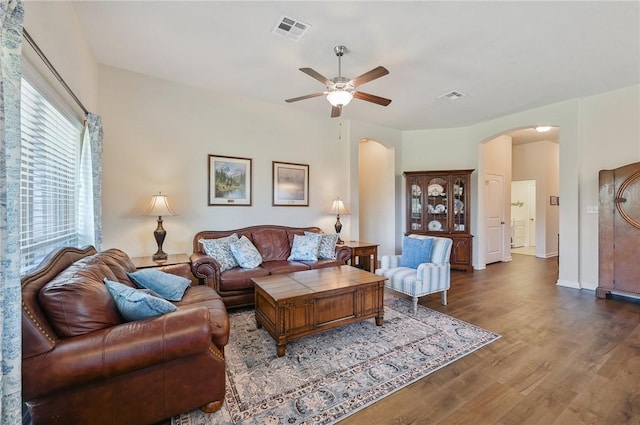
341, 254, 640, 425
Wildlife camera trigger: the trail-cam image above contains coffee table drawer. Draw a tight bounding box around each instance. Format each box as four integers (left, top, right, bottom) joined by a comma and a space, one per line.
315, 291, 356, 326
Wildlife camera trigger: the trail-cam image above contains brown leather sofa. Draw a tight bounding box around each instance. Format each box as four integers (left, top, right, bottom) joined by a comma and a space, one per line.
191, 225, 352, 308
21, 246, 230, 425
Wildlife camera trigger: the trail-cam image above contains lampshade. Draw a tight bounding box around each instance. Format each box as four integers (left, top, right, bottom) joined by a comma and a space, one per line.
326, 90, 353, 107
145, 193, 177, 217
330, 197, 350, 215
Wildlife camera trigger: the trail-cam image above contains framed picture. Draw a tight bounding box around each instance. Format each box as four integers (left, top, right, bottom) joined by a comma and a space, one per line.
208, 154, 252, 206
550, 196, 559, 206
272, 161, 309, 206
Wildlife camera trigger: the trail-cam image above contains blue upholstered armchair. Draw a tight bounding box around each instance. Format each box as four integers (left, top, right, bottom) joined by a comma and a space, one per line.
375, 235, 453, 313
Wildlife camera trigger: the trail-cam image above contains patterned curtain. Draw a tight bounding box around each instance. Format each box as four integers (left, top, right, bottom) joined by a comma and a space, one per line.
78, 112, 104, 249
0, 1, 23, 424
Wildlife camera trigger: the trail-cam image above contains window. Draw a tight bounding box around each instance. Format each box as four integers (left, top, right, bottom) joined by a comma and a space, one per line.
19, 77, 84, 274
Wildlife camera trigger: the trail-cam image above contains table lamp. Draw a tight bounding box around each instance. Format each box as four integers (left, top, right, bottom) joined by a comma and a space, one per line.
145, 192, 176, 261
329, 197, 349, 244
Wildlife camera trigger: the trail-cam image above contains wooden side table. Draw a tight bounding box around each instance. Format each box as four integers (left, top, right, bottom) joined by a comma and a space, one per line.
131, 253, 190, 269
343, 242, 379, 273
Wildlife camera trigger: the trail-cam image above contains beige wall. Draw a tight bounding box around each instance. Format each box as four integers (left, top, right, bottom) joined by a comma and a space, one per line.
24, 2, 98, 112
99, 66, 355, 256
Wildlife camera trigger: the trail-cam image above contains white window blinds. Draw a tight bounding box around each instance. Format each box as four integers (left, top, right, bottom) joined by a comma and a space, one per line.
20, 77, 83, 274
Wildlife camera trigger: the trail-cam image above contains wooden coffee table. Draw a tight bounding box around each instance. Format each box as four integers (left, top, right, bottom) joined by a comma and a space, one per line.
252, 265, 385, 356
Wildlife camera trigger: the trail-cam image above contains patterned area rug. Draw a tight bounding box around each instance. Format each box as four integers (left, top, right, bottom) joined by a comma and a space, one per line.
172, 294, 500, 425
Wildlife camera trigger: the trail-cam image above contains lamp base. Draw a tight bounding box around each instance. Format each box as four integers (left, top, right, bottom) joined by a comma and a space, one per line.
335, 215, 344, 245
152, 251, 168, 261
152, 218, 167, 261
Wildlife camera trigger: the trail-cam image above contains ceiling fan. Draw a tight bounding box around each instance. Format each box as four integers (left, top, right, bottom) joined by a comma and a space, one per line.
285, 45, 391, 118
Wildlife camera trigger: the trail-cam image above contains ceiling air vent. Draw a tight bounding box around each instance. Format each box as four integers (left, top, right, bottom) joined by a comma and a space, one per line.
438, 91, 466, 100
272, 15, 311, 41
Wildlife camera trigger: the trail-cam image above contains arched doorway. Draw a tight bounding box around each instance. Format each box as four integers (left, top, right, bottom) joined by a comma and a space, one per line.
358, 138, 395, 257
477, 127, 559, 267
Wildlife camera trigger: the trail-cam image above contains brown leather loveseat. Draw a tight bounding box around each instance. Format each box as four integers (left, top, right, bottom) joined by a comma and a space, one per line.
191, 225, 351, 307
21, 246, 229, 425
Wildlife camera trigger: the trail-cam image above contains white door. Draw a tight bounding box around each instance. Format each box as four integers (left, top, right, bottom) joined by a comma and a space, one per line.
512, 220, 526, 247
485, 174, 505, 264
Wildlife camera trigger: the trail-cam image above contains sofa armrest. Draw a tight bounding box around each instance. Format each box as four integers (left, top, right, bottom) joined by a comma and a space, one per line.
416, 262, 450, 285
190, 252, 221, 289
154, 263, 198, 285
23, 307, 213, 400
335, 245, 352, 264
379, 254, 402, 270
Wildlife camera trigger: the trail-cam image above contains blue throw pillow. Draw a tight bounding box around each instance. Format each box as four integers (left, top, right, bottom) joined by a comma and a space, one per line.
127, 269, 191, 302
104, 279, 177, 322
288, 233, 322, 261
399, 236, 434, 269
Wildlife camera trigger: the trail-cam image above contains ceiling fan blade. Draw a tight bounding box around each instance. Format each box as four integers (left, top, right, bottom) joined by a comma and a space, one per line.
285, 92, 325, 103
351, 66, 389, 87
331, 105, 342, 118
353, 91, 392, 106
300, 68, 332, 85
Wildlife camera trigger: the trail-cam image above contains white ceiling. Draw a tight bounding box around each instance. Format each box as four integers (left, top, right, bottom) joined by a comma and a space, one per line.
71, 1, 639, 132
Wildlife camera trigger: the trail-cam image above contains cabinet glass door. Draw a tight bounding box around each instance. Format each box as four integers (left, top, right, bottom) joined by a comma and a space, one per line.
409, 177, 424, 231
452, 176, 467, 232
425, 176, 448, 233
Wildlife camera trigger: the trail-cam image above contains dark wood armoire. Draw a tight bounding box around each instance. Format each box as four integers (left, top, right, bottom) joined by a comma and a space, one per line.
597, 161, 640, 298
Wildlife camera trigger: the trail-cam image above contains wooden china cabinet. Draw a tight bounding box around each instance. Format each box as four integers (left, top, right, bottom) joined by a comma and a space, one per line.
404, 169, 474, 272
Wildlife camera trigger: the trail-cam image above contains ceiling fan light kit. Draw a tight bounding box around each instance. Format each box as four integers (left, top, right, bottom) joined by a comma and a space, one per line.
285, 45, 391, 117
326, 87, 353, 107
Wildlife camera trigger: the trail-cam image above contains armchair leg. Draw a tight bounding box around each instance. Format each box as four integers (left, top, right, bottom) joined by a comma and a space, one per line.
201, 399, 224, 413
441, 290, 447, 306
411, 296, 418, 314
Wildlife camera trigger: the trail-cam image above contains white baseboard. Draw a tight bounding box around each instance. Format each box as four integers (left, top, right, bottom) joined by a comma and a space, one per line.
556, 279, 581, 289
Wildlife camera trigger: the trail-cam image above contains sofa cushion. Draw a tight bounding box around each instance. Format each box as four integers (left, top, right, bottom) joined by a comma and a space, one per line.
199, 233, 240, 272
127, 269, 191, 301
303, 258, 344, 269
229, 235, 263, 269
260, 260, 310, 275
38, 256, 125, 338
306, 231, 339, 259
104, 279, 177, 322
251, 228, 290, 261
288, 233, 322, 261
97, 249, 138, 285
219, 267, 269, 292
399, 236, 434, 268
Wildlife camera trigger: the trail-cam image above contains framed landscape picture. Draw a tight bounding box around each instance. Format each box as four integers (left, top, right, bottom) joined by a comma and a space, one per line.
208, 154, 252, 206
272, 161, 309, 206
